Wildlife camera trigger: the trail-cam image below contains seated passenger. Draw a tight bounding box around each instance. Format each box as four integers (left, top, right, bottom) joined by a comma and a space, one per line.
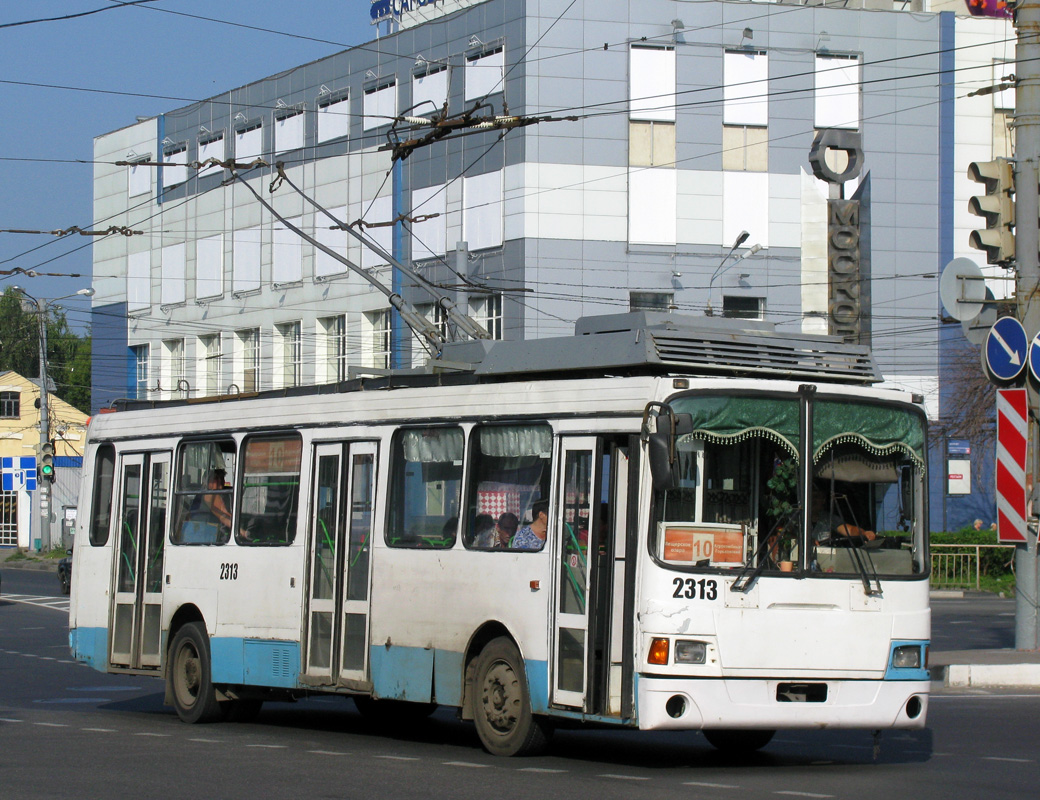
512, 501, 548, 550
811, 486, 876, 543
472, 513, 496, 548
493, 513, 519, 548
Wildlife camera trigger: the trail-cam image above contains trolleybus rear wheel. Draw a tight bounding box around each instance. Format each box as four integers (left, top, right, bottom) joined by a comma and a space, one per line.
168, 622, 222, 723
472, 637, 551, 757
703, 728, 776, 753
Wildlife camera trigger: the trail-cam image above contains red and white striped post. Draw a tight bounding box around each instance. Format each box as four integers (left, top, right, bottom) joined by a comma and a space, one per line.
996, 388, 1029, 544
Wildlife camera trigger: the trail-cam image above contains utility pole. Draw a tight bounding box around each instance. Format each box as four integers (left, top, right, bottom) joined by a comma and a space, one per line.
36, 307, 52, 552
1014, 0, 1040, 649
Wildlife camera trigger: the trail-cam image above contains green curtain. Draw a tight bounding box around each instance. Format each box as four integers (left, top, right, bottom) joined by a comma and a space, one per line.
812, 400, 925, 466
673, 395, 800, 460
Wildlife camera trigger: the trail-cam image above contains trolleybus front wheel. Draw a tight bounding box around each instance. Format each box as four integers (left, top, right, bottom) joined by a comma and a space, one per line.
168, 622, 222, 724
703, 728, 775, 753
473, 637, 551, 757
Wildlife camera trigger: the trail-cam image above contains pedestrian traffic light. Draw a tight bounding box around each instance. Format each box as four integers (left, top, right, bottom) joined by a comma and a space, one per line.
40, 441, 55, 483
967, 158, 1015, 264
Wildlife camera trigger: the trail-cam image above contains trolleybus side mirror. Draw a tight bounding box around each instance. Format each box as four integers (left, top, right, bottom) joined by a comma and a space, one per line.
648, 432, 676, 491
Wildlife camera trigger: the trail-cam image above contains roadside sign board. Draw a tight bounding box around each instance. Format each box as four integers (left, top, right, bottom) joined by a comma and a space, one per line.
1029, 330, 1040, 384
996, 389, 1028, 544
985, 316, 1028, 383
1, 456, 37, 492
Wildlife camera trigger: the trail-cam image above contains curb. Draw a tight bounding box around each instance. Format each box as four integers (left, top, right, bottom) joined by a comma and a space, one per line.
944, 664, 1040, 688
0, 559, 58, 573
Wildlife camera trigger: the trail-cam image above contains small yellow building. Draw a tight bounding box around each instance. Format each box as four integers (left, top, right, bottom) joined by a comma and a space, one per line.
0, 370, 89, 550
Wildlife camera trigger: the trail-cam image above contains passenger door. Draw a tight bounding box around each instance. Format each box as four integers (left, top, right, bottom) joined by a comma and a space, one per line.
302, 441, 377, 688
551, 437, 598, 709
110, 452, 170, 670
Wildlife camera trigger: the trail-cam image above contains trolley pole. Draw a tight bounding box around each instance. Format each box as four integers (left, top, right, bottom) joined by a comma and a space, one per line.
1014, 0, 1040, 650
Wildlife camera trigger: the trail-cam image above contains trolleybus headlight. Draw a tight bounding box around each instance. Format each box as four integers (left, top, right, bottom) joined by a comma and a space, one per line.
648, 638, 670, 665
674, 640, 707, 664
892, 645, 921, 669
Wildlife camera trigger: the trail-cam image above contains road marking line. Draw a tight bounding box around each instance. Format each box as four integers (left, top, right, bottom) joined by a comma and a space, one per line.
33, 722, 68, 728
246, 744, 287, 749
599, 774, 649, 781
134, 732, 171, 737
0, 718, 24, 723
83, 728, 116, 732
519, 768, 567, 773
189, 738, 222, 743
983, 756, 1032, 763
309, 750, 350, 756
375, 755, 419, 761
775, 792, 833, 798
684, 781, 739, 789
444, 761, 490, 768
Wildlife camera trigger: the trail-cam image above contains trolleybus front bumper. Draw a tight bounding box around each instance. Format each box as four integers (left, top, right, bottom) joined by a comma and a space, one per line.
636, 675, 929, 731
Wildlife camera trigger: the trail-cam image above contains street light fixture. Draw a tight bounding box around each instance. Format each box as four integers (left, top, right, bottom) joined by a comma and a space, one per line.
9, 285, 94, 551
705, 232, 760, 316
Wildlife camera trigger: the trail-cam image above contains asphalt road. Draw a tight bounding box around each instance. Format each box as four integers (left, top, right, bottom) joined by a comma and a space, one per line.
1, 567, 1036, 800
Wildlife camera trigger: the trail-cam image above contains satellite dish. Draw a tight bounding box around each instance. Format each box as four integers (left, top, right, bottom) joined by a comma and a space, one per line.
962, 287, 998, 346
940, 257, 986, 322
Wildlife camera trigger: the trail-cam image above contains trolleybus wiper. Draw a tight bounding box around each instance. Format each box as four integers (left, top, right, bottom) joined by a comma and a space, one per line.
833, 495, 883, 597
731, 509, 800, 594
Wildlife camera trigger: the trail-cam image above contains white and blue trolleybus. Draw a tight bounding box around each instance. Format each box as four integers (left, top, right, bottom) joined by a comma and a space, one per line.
69, 312, 930, 756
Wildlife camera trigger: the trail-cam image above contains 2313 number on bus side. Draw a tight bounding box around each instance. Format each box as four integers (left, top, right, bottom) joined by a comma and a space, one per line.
672, 577, 717, 600
220, 563, 239, 581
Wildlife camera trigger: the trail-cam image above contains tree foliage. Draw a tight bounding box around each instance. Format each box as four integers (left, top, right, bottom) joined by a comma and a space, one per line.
0, 287, 91, 413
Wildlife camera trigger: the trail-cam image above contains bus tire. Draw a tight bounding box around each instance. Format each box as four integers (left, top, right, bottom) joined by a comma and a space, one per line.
472, 637, 551, 757
168, 622, 222, 724
703, 728, 775, 753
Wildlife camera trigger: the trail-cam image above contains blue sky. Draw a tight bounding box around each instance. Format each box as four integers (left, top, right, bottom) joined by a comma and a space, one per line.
0, 1, 376, 330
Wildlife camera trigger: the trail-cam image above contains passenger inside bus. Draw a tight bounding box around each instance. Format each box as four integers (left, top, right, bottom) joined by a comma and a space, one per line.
512, 501, 548, 550
810, 483, 877, 544
180, 469, 234, 543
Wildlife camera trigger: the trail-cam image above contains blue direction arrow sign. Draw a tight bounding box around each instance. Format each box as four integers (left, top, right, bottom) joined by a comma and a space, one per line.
1029, 331, 1040, 385
986, 316, 1028, 383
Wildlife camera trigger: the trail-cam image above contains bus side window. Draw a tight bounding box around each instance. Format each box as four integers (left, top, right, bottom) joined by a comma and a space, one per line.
463, 423, 552, 551
235, 434, 303, 546
170, 439, 236, 546
387, 427, 463, 549
89, 444, 116, 546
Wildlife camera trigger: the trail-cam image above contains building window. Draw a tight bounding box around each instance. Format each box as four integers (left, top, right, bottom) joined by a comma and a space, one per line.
162, 338, 186, 398
0, 391, 20, 419
238, 328, 260, 393
994, 110, 1015, 160
630, 291, 673, 312
0, 489, 16, 547
131, 344, 150, 400
163, 144, 189, 187
629, 121, 676, 167
471, 295, 503, 340
275, 109, 305, 153
364, 310, 391, 370
723, 50, 768, 172
127, 156, 151, 198
199, 334, 222, 396
277, 322, 302, 388
319, 315, 347, 383
317, 93, 350, 143
722, 295, 764, 320
234, 120, 264, 161
815, 54, 860, 130
197, 134, 224, 179
413, 66, 449, 117
466, 47, 505, 101
363, 81, 397, 131
630, 45, 676, 122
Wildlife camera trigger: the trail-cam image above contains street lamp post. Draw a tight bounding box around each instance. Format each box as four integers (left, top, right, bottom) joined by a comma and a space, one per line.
11, 286, 94, 551
705, 231, 762, 316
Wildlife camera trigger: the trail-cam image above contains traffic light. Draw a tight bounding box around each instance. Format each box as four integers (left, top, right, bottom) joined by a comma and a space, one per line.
40, 441, 55, 484
967, 158, 1015, 264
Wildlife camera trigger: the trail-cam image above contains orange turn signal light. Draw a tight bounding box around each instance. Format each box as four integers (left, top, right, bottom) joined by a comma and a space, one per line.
648, 637, 670, 665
